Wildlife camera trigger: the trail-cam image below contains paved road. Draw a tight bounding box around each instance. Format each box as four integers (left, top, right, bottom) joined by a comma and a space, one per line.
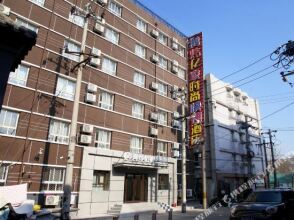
119, 207, 230, 220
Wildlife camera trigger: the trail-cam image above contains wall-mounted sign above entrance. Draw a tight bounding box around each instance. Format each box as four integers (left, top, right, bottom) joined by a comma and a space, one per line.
122, 152, 168, 167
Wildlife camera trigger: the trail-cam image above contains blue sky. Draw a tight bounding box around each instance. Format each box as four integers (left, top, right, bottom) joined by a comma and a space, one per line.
138, 0, 294, 155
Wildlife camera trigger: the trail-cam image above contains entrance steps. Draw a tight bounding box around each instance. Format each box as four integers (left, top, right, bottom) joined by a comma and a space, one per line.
107, 204, 123, 215
120, 202, 160, 214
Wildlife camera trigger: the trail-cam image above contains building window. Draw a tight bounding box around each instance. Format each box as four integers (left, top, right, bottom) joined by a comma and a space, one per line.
132, 102, 144, 119
158, 82, 167, 96
15, 18, 38, 33
0, 165, 8, 186
55, 77, 76, 101
105, 28, 119, 44
8, 64, 29, 86
158, 56, 168, 70
133, 72, 145, 87
0, 109, 19, 136
178, 68, 186, 80
136, 19, 147, 32
158, 32, 168, 45
95, 129, 111, 149
31, 0, 45, 6
69, 13, 85, 27
227, 90, 233, 99
42, 167, 65, 192
157, 142, 167, 157
158, 110, 167, 125
98, 91, 114, 110
158, 174, 169, 190
177, 46, 185, 57
93, 171, 110, 191
135, 44, 146, 59
130, 136, 143, 154
102, 57, 117, 75
234, 94, 242, 103
63, 40, 81, 62
108, 0, 122, 17
48, 120, 70, 144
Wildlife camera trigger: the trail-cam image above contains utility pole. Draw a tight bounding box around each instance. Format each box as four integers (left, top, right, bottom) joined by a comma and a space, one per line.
61, 3, 91, 219
262, 139, 270, 188
244, 116, 253, 176
268, 129, 278, 188
181, 99, 187, 213
201, 138, 207, 209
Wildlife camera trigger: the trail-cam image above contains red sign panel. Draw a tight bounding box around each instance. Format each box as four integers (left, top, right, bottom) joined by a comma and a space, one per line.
187, 33, 204, 148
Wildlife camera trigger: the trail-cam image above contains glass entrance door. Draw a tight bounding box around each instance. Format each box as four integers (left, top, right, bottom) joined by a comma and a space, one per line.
124, 173, 148, 203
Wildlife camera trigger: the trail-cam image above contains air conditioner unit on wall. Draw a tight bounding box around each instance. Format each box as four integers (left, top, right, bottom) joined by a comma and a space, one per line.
149, 127, 158, 137
150, 54, 159, 63
96, 0, 108, 6
149, 112, 158, 122
172, 120, 180, 128
45, 195, 60, 206
171, 37, 179, 50
93, 21, 105, 35
172, 142, 180, 150
87, 83, 98, 93
90, 47, 101, 67
172, 111, 180, 119
0, 4, 10, 16
171, 60, 179, 74
172, 150, 180, 158
150, 29, 159, 38
85, 93, 96, 103
82, 124, 94, 133
150, 82, 158, 91
80, 134, 92, 144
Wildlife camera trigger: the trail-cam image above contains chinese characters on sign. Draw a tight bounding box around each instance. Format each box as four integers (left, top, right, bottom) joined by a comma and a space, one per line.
187, 33, 204, 147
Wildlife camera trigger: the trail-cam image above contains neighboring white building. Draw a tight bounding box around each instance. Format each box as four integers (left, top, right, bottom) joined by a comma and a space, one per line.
201, 74, 265, 200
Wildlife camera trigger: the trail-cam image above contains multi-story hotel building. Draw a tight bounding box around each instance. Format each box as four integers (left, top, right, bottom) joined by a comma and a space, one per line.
0, 0, 188, 215
203, 74, 264, 201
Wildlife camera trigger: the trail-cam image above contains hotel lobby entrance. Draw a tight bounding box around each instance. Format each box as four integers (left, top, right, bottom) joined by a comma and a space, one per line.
124, 173, 148, 203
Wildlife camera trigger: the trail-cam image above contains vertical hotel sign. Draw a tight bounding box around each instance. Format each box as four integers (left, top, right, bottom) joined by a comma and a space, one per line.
188, 32, 204, 147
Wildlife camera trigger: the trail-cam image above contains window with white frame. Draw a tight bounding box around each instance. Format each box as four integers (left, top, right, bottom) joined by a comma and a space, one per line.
133, 72, 145, 87
135, 44, 146, 59
42, 167, 65, 192
0, 109, 19, 136
95, 129, 111, 149
69, 13, 85, 27
136, 19, 147, 32
130, 136, 143, 154
132, 102, 144, 119
101, 57, 117, 75
8, 64, 29, 86
15, 18, 38, 33
62, 40, 81, 62
48, 120, 70, 144
158, 110, 167, 125
105, 28, 119, 44
158, 32, 168, 45
93, 170, 110, 191
55, 77, 76, 101
0, 165, 8, 186
31, 0, 45, 6
158, 56, 168, 70
178, 68, 186, 80
108, 0, 122, 17
157, 141, 167, 157
98, 91, 114, 110
158, 82, 167, 96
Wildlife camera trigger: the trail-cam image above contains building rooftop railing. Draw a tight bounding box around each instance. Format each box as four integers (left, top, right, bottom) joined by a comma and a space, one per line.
130, 0, 187, 38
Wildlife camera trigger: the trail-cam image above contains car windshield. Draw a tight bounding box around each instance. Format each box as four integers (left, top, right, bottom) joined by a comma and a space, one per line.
245, 191, 282, 203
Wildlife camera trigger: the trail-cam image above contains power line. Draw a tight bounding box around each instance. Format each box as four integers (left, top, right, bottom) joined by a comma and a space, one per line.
261, 101, 294, 120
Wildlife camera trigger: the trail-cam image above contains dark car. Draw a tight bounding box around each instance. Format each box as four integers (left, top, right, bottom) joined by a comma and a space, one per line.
230, 189, 294, 220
